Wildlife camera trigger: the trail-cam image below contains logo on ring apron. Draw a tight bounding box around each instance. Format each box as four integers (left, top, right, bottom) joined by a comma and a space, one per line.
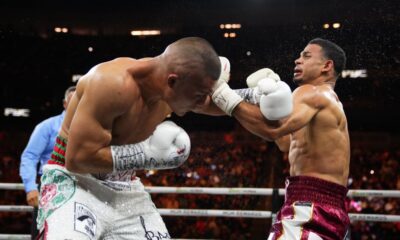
37, 168, 76, 230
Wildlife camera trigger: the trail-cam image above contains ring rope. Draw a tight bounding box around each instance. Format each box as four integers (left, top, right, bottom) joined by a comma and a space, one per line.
0, 205, 33, 212
0, 235, 209, 240
0, 234, 30, 240
0, 205, 399, 222
1, 183, 400, 198
159, 209, 272, 219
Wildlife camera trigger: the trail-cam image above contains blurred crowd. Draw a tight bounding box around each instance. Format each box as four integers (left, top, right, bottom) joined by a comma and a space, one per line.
1, 129, 399, 239
346, 147, 400, 239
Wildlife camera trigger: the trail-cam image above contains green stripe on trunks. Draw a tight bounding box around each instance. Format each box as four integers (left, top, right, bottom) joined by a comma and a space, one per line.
52, 151, 65, 160
55, 142, 66, 151
57, 135, 68, 144
50, 156, 65, 164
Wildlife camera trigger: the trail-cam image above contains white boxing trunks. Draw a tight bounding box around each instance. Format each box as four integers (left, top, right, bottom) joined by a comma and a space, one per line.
37, 164, 170, 240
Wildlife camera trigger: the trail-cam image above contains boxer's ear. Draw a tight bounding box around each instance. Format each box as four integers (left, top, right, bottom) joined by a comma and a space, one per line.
322, 60, 334, 75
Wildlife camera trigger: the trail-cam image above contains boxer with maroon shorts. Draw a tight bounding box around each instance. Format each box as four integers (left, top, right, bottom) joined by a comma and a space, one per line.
203, 38, 349, 239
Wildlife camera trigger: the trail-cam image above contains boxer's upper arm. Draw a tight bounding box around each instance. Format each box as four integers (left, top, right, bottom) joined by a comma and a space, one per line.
232, 85, 326, 141
66, 76, 133, 172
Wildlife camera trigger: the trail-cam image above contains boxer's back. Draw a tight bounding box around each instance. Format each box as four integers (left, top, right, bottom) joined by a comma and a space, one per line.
59, 58, 171, 145
288, 85, 350, 186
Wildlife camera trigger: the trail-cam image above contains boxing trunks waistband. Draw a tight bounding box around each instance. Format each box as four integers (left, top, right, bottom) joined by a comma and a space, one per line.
48, 135, 67, 166
284, 175, 348, 209
47, 135, 137, 182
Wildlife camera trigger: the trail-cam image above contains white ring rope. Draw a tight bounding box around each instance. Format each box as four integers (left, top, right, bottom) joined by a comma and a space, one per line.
1, 205, 399, 222
349, 213, 400, 222
159, 209, 272, 219
0, 234, 30, 240
0, 205, 33, 212
1, 183, 400, 198
0, 183, 24, 190
0, 235, 209, 240
0, 235, 212, 240
145, 186, 281, 196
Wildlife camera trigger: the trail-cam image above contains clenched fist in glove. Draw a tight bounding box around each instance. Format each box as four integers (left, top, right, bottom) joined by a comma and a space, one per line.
111, 121, 191, 171
246, 68, 293, 120
211, 57, 243, 116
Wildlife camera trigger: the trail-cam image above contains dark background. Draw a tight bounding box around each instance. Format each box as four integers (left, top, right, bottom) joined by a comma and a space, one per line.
0, 0, 399, 133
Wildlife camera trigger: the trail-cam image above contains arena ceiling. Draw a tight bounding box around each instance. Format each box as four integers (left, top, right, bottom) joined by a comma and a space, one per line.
0, 0, 398, 36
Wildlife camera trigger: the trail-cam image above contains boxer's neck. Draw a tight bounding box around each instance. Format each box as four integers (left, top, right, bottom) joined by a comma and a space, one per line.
300, 74, 336, 89
130, 57, 168, 105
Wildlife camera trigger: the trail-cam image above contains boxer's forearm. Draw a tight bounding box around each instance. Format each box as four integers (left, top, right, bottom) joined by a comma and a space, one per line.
66, 146, 113, 174
195, 104, 226, 116
193, 96, 226, 116
232, 102, 280, 141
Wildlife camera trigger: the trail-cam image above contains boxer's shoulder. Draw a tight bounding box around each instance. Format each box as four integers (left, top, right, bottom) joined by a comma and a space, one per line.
86, 57, 135, 77
294, 83, 333, 91
293, 84, 319, 94
77, 73, 139, 114
293, 84, 331, 108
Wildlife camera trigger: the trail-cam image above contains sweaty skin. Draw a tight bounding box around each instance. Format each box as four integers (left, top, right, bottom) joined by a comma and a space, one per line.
232, 43, 350, 186
278, 84, 349, 186
61, 57, 215, 174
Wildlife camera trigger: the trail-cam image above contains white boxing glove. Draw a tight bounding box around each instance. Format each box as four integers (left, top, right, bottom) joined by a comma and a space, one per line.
111, 121, 191, 171
233, 68, 281, 104
246, 68, 281, 88
211, 56, 243, 116
258, 79, 293, 120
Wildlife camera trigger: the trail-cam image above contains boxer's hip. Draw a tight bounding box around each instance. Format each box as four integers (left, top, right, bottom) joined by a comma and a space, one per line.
47, 135, 137, 190
284, 175, 348, 209
39, 164, 157, 221
41, 163, 151, 206
38, 164, 163, 238
268, 175, 349, 240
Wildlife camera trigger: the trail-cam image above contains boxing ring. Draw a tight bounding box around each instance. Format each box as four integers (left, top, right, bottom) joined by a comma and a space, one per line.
1, 183, 400, 239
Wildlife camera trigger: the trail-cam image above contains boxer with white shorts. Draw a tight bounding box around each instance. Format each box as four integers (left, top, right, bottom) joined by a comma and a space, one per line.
37, 37, 221, 239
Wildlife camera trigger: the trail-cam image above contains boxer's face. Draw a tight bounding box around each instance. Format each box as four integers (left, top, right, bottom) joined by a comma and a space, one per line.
167, 75, 215, 116
293, 44, 327, 85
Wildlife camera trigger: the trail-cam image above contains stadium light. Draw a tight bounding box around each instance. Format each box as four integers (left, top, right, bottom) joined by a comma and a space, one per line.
130, 30, 161, 36
223, 32, 237, 38
219, 23, 241, 29
54, 27, 68, 33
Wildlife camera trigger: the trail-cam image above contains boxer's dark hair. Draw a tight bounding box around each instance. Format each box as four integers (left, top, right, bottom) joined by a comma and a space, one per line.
165, 37, 221, 82
309, 38, 346, 78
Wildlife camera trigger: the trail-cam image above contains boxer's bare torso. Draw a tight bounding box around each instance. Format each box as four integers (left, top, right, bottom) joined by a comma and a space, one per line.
285, 84, 350, 186
61, 57, 175, 173
60, 57, 171, 146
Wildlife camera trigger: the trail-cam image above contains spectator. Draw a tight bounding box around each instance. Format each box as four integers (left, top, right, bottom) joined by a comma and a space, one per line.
18, 86, 75, 239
